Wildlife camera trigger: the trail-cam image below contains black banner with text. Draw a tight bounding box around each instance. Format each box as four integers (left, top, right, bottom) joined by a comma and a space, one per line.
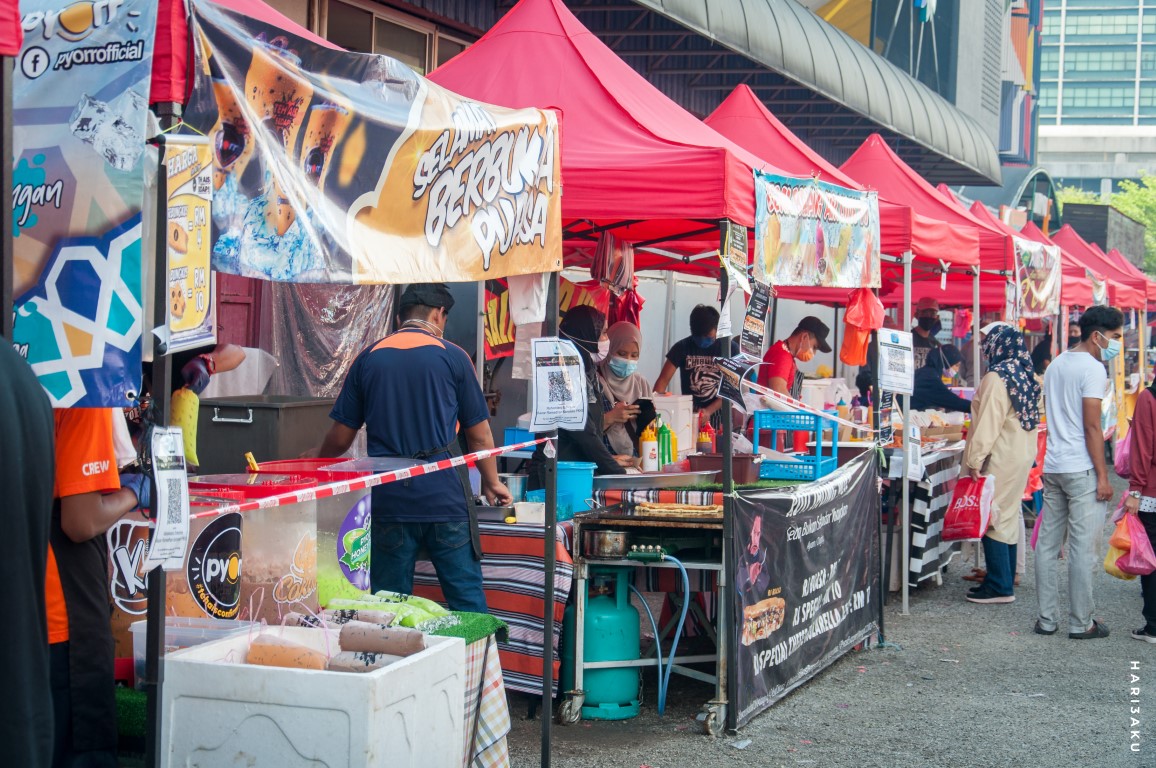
732, 453, 880, 726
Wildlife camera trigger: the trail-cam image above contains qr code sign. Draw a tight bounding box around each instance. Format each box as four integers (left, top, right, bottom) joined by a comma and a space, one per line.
886, 354, 906, 374
165, 478, 183, 525
547, 370, 571, 403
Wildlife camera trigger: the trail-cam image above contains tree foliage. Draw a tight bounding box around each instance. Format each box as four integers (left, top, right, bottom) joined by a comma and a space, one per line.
1109, 176, 1156, 276
1055, 184, 1101, 211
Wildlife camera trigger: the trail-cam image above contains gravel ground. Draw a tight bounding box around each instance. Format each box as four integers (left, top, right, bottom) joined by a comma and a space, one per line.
507, 475, 1152, 768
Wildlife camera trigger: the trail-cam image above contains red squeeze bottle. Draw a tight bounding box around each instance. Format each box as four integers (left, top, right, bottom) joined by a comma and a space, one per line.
792, 430, 808, 453
703, 418, 717, 453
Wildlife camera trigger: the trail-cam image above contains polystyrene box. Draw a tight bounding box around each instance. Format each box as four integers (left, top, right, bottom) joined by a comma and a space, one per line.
652, 393, 695, 458
162, 626, 465, 768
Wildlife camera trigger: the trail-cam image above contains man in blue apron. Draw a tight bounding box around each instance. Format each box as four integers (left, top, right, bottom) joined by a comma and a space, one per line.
317, 283, 511, 612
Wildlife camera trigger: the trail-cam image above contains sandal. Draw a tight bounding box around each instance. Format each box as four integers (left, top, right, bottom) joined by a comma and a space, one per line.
962, 568, 986, 583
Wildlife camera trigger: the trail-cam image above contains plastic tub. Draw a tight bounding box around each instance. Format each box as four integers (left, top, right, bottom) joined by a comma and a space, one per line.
687, 453, 762, 484
128, 616, 255, 690
558, 461, 596, 515
525, 490, 575, 520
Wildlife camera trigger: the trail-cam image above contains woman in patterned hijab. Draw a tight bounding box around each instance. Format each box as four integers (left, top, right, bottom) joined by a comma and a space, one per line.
961, 323, 1041, 605
981, 324, 1041, 431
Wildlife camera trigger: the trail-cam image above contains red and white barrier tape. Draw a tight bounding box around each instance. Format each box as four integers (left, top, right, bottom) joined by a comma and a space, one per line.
188, 437, 553, 521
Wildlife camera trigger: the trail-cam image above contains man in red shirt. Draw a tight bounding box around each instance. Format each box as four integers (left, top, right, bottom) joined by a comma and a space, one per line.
757, 316, 832, 399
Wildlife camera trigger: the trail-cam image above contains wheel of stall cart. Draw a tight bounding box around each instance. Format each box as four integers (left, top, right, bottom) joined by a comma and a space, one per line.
697, 703, 724, 737
557, 693, 584, 725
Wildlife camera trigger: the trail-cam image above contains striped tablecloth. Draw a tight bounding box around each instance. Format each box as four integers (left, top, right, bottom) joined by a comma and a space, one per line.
908, 449, 964, 586
591, 489, 724, 507
414, 522, 574, 696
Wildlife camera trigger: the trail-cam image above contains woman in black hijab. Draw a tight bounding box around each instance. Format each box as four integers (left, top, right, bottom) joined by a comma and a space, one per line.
910, 343, 972, 413
528, 306, 628, 490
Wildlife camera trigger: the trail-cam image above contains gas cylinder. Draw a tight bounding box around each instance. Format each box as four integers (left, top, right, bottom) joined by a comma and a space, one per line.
561, 567, 641, 720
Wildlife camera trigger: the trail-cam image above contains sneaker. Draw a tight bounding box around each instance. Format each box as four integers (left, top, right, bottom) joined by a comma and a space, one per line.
966, 590, 1015, 604
1131, 627, 1156, 644
1069, 620, 1110, 640
1034, 620, 1057, 636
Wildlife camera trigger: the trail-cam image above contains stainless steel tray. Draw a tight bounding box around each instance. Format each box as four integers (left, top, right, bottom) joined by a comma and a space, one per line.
592, 470, 718, 490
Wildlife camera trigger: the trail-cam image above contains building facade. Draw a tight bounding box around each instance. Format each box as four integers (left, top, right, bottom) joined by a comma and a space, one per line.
1038, 0, 1156, 195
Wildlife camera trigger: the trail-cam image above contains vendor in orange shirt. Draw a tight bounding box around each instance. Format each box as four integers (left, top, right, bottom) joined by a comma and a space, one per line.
48, 409, 150, 767
757, 316, 832, 399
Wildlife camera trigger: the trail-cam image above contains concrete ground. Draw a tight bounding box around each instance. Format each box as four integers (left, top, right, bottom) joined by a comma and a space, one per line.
507, 475, 1151, 768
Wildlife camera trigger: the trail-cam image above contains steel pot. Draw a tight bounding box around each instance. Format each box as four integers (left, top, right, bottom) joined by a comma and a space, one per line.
583, 529, 629, 558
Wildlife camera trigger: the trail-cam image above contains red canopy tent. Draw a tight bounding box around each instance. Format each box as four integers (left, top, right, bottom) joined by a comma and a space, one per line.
429, 0, 778, 265
704, 85, 975, 285
841, 135, 991, 272
1019, 221, 1101, 308
1103, 248, 1156, 306
1051, 225, 1146, 309
0, 0, 21, 57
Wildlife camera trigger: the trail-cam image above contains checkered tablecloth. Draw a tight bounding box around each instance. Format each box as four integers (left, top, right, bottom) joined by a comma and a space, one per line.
464, 635, 510, 768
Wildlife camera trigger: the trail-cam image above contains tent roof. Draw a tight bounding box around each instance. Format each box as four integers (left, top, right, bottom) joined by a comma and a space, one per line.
1104, 248, 1156, 304
1019, 221, 1100, 309
841, 134, 998, 271
151, 0, 337, 104
429, 0, 775, 242
1051, 225, 1147, 309
880, 280, 1006, 310
0, 0, 21, 58
704, 84, 963, 264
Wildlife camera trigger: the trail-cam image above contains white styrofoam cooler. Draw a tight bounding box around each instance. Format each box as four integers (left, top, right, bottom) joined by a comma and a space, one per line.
162, 626, 465, 768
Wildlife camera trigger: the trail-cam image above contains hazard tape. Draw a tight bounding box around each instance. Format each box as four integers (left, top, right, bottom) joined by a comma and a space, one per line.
740, 379, 881, 434
187, 437, 553, 521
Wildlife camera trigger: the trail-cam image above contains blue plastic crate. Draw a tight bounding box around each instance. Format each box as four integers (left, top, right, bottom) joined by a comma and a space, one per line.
504, 427, 534, 447
759, 454, 839, 482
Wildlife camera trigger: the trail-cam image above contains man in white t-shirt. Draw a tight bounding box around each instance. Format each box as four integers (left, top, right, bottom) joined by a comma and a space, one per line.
1034, 305, 1124, 640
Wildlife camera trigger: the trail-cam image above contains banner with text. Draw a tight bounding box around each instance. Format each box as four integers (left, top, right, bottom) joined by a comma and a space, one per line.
11, 0, 156, 407
754, 172, 880, 290
1009, 237, 1061, 320
733, 454, 880, 726
164, 136, 217, 353
186, 0, 561, 284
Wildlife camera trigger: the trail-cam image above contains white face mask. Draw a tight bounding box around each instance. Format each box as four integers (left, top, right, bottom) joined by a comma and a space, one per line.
591, 338, 610, 363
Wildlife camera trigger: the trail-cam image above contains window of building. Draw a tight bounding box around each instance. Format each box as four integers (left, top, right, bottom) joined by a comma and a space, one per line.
1040, 48, 1061, 75
1061, 84, 1135, 110
1064, 12, 1138, 37
1038, 82, 1059, 108
1062, 47, 1137, 74
1043, 10, 1062, 39
324, 1, 471, 75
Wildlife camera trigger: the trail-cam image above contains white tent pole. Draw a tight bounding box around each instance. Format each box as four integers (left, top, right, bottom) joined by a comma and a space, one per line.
902, 250, 912, 616
662, 270, 675, 355
973, 268, 981, 389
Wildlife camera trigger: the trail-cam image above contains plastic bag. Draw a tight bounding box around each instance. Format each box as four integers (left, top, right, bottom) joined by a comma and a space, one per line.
1118, 514, 1156, 576
1030, 508, 1044, 550
1115, 427, 1134, 479
942, 475, 995, 541
1105, 544, 1137, 580
1109, 517, 1132, 551
840, 288, 885, 367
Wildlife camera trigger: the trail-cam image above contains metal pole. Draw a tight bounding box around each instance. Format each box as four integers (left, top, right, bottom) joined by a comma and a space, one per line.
769, 295, 779, 344
718, 222, 735, 733
662, 270, 676, 356
1, 57, 12, 341
540, 270, 559, 768
972, 268, 981, 389
475, 282, 485, 383
901, 251, 912, 616
145, 105, 180, 768
832, 306, 840, 379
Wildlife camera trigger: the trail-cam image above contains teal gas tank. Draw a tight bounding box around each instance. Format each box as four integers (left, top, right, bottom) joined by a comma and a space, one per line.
561, 567, 641, 720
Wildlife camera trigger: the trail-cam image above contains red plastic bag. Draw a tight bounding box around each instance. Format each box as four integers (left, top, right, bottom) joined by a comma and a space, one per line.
840, 288, 885, 367
1118, 514, 1156, 576
942, 475, 995, 541
1030, 507, 1044, 550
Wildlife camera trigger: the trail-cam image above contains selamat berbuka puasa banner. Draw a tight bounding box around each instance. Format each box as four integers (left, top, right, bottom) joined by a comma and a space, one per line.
185, 0, 561, 284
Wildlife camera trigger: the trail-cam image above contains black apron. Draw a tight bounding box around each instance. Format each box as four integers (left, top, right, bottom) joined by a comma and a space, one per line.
403, 437, 483, 560
49, 505, 117, 753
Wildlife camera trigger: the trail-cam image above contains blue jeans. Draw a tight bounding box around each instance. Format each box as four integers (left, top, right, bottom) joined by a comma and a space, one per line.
981, 536, 1017, 596
371, 519, 488, 613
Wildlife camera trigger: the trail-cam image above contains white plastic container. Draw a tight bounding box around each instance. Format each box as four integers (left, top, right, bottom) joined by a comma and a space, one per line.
162, 626, 465, 768
128, 616, 254, 690
652, 393, 694, 458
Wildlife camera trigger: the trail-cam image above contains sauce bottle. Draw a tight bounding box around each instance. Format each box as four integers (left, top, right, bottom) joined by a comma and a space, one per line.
640, 423, 659, 472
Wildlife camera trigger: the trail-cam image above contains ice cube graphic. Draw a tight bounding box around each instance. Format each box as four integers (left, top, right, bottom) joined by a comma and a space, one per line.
69, 90, 147, 172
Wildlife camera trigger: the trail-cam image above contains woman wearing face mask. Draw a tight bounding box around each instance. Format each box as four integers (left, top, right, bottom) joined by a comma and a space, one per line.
961, 324, 1040, 604
909, 344, 972, 413
599, 322, 652, 456
527, 306, 629, 490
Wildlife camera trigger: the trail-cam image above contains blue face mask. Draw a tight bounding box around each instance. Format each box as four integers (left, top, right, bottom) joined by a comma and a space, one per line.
691, 335, 715, 349
607, 356, 638, 378
1097, 333, 1122, 362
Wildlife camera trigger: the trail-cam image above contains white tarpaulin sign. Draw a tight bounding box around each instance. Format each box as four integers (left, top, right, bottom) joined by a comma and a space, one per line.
144, 427, 191, 572
529, 337, 587, 432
